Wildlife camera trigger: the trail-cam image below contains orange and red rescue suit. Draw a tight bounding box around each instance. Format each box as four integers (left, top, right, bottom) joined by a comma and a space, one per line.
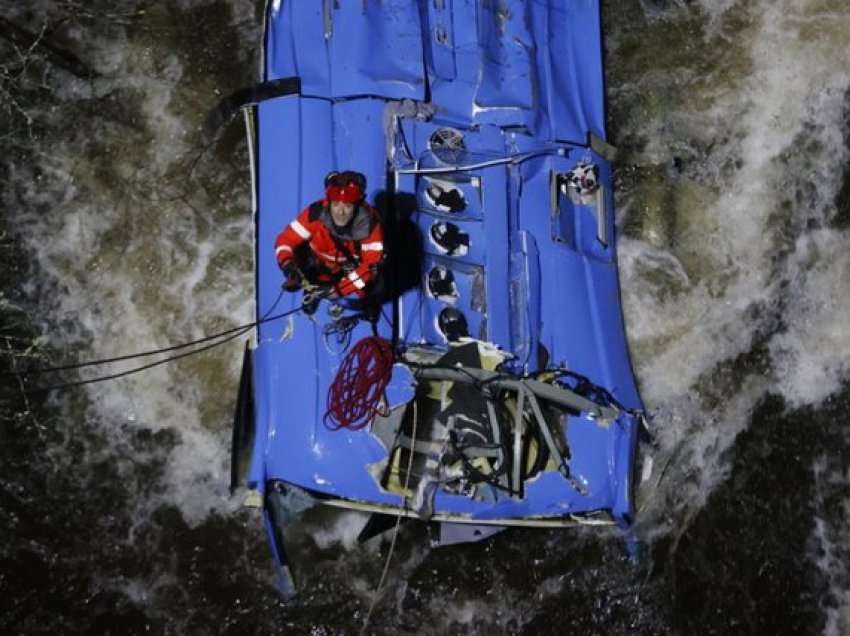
274, 200, 384, 297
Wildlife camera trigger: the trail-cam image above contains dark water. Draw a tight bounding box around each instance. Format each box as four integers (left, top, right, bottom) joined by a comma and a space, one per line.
2, 1, 849, 634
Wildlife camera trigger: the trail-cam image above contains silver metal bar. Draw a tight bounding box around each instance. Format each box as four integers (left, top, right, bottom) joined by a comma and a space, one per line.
396, 148, 566, 175
549, 169, 559, 218
486, 399, 501, 447
321, 497, 615, 527
396, 434, 443, 456
411, 366, 619, 422
526, 389, 566, 475
512, 387, 525, 499
323, 0, 333, 40
242, 106, 258, 218
458, 446, 503, 458
485, 398, 509, 490
526, 386, 589, 496
596, 186, 609, 247
242, 105, 258, 346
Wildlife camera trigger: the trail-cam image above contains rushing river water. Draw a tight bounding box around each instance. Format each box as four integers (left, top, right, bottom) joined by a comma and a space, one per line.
2, 1, 849, 634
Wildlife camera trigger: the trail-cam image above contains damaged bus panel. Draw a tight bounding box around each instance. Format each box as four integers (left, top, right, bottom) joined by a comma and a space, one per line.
222, 0, 645, 597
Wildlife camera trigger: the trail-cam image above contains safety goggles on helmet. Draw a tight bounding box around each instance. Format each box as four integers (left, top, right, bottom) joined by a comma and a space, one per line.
325, 171, 365, 204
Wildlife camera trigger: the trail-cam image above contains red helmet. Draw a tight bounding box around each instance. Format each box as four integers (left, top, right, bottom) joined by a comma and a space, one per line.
325, 171, 365, 204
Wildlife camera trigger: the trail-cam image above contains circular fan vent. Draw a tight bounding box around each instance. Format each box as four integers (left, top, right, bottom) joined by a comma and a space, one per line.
437, 307, 469, 342
428, 265, 459, 302
430, 221, 470, 256
429, 127, 466, 165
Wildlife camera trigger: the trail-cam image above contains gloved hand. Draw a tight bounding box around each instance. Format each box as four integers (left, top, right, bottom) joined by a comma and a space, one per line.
280, 260, 302, 292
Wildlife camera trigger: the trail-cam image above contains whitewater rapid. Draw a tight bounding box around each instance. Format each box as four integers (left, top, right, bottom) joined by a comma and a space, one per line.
614, 2, 850, 630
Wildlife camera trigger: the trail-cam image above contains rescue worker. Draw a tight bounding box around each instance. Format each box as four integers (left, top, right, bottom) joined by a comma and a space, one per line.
274, 170, 384, 314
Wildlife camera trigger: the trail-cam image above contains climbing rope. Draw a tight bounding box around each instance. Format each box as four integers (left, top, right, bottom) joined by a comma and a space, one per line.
1, 290, 286, 379
359, 399, 417, 636
323, 335, 394, 431
6, 291, 307, 393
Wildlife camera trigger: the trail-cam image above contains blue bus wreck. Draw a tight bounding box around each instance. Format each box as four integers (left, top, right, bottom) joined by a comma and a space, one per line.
224, 0, 644, 597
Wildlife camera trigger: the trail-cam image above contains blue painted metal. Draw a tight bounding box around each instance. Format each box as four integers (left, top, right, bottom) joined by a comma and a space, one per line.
262, 506, 296, 599
247, 0, 644, 591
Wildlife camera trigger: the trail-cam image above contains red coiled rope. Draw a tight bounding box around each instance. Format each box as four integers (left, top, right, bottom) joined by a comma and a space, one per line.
324, 336, 394, 431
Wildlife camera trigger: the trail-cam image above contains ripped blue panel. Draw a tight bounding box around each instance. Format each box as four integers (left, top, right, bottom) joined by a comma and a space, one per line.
264, 1, 296, 82
266, 0, 424, 100
266, 1, 330, 93
567, 413, 622, 507
426, 0, 477, 125
611, 414, 640, 525
330, 1, 425, 100
268, 1, 606, 140
426, 0, 535, 129
425, 0, 457, 80
530, 0, 606, 142
474, 0, 536, 126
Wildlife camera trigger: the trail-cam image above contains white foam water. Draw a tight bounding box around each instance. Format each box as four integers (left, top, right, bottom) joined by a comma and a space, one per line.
619, 0, 850, 624
812, 453, 850, 636
7, 0, 258, 524
621, 0, 848, 490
